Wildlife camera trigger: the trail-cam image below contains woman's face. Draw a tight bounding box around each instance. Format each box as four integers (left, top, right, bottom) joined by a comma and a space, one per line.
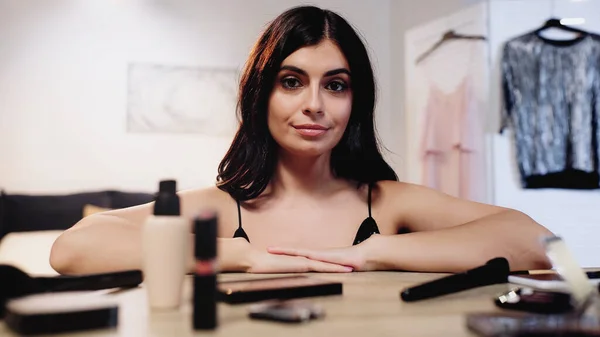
267, 39, 353, 158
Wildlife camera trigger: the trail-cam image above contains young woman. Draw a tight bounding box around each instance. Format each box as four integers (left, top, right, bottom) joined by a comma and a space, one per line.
50, 6, 552, 275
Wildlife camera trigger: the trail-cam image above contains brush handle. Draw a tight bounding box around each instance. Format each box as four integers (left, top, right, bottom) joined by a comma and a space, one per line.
400, 258, 509, 302
36, 270, 143, 292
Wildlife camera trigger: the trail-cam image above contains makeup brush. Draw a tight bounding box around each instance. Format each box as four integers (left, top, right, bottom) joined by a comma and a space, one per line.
0, 264, 142, 317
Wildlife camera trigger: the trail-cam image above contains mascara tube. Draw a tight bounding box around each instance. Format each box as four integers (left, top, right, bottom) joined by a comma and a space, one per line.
193, 211, 218, 330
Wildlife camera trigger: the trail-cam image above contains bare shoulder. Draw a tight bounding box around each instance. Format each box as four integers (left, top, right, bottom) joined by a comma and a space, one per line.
374, 179, 501, 210
178, 185, 240, 235
371, 180, 431, 202
369, 180, 423, 221
86, 185, 236, 228
178, 185, 230, 205
178, 185, 236, 216
374, 180, 419, 194
373, 180, 507, 232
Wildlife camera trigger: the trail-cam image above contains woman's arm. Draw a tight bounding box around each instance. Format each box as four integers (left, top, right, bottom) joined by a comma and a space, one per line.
383, 182, 553, 272
49, 188, 253, 275
268, 181, 553, 273
366, 210, 552, 272
50, 188, 352, 275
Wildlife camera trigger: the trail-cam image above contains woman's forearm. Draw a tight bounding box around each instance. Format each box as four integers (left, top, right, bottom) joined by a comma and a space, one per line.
368, 210, 553, 273
217, 237, 254, 273
50, 215, 253, 275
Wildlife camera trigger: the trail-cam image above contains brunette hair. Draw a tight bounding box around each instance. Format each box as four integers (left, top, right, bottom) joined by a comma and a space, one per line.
216, 5, 397, 201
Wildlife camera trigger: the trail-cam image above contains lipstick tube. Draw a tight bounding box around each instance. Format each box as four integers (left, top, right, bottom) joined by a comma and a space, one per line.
193, 211, 218, 330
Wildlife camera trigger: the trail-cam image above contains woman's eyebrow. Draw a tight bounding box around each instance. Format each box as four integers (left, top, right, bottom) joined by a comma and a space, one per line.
279, 65, 351, 77
324, 68, 351, 77
280, 65, 307, 76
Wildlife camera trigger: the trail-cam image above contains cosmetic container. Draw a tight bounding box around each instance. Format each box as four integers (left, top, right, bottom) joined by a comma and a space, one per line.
141, 180, 189, 310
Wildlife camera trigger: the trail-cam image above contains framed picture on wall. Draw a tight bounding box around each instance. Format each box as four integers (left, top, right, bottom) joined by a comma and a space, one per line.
126, 63, 239, 137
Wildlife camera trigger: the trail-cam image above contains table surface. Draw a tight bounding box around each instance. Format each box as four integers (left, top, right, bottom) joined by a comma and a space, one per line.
0, 271, 531, 337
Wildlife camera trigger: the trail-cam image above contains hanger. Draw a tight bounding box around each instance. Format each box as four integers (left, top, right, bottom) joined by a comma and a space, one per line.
415, 29, 487, 64
534, 17, 589, 36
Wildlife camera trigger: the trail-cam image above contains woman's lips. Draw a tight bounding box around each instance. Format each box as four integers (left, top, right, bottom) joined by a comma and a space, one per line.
293, 124, 329, 137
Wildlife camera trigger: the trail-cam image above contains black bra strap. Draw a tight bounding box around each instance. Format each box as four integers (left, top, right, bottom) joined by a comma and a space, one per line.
236, 200, 242, 229
233, 200, 250, 242
368, 183, 372, 217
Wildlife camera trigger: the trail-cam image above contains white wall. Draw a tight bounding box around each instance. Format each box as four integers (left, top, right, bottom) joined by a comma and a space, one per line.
0, 0, 393, 194
488, 0, 600, 267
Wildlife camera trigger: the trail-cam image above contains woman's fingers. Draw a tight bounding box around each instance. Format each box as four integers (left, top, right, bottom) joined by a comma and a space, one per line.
269, 247, 351, 267
274, 254, 352, 273
305, 258, 353, 273
248, 252, 352, 273
268, 247, 316, 259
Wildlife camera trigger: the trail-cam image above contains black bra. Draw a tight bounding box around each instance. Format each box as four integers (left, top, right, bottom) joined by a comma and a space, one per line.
233, 183, 380, 245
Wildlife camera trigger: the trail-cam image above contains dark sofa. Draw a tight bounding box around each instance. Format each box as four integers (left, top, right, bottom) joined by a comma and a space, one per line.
0, 190, 154, 241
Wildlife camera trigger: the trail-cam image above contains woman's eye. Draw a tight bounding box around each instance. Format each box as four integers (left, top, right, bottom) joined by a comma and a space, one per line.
326, 81, 347, 92
281, 77, 301, 89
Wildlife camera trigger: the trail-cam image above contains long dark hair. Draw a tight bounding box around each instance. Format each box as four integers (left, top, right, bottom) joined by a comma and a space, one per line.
216, 5, 397, 201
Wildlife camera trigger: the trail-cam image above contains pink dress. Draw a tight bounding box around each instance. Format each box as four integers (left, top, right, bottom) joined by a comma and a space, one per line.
421, 76, 486, 202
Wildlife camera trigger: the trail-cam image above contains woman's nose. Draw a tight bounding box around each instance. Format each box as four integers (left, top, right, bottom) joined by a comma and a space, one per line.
302, 85, 324, 115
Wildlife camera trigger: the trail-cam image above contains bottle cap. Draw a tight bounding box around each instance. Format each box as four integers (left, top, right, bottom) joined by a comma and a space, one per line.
153, 180, 180, 216
194, 211, 217, 259
159, 180, 176, 194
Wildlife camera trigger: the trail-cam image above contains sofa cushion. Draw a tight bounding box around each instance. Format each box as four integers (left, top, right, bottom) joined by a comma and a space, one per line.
83, 204, 112, 218
0, 191, 111, 238
107, 191, 154, 209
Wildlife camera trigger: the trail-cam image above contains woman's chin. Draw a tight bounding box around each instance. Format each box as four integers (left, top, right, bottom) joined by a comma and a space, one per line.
282, 145, 333, 159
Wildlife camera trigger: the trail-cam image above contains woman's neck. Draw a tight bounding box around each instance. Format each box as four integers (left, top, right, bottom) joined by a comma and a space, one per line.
270, 150, 340, 197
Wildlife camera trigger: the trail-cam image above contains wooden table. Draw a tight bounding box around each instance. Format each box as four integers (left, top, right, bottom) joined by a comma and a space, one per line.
0, 272, 517, 337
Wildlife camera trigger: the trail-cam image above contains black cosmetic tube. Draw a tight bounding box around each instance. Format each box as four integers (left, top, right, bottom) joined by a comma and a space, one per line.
193, 211, 218, 330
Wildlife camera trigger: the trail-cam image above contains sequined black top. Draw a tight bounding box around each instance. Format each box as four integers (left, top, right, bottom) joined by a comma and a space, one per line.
501, 32, 600, 189
233, 183, 380, 245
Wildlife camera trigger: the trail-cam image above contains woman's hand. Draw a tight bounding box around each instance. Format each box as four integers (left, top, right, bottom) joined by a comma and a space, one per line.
247, 249, 354, 273
266, 235, 382, 272
226, 237, 353, 273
